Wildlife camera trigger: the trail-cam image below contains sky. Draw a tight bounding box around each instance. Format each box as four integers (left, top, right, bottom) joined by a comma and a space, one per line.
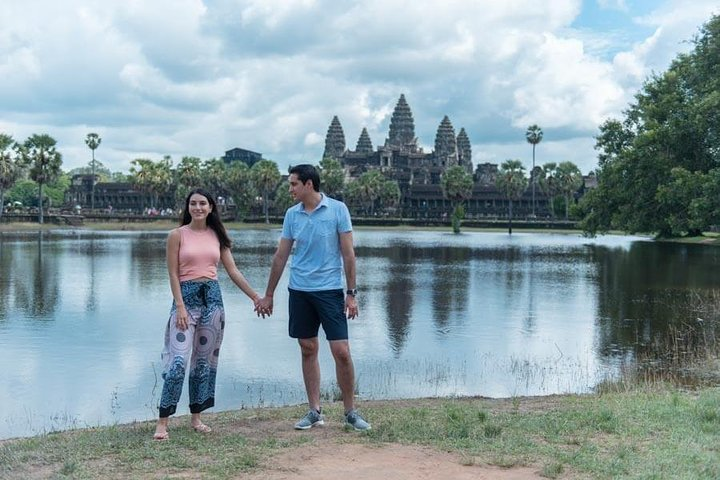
1, 0, 718, 176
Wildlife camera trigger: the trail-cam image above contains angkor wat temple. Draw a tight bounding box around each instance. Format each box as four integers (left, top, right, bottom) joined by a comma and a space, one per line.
322, 94, 551, 219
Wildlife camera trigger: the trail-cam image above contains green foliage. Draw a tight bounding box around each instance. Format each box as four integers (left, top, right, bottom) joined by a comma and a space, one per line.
251, 159, 281, 223
318, 156, 345, 199
496, 159, 527, 233
17, 134, 63, 223
583, 14, 720, 237
129, 156, 173, 209
225, 161, 256, 219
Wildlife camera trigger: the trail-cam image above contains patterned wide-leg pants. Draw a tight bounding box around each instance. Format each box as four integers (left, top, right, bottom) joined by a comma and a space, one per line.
158, 279, 225, 418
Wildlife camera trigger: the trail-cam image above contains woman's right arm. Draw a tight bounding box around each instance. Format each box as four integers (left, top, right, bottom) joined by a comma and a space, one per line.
167, 228, 189, 331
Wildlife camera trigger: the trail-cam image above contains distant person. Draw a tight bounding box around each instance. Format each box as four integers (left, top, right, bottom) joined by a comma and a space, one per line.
153, 188, 261, 441
256, 164, 370, 431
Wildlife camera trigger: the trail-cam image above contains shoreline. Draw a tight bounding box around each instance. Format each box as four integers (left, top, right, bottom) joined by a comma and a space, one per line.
2, 387, 718, 479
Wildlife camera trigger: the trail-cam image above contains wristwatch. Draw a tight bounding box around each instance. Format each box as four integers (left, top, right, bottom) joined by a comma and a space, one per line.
346, 288, 357, 296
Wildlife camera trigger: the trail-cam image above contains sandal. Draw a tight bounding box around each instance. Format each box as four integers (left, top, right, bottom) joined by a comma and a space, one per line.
192, 423, 212, 433
153, 431, 170, 441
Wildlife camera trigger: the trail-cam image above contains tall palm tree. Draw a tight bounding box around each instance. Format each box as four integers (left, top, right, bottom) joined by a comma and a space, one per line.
357, 170, 384, 216
525, 124, 543, 217
20, 134, 63, 224
0, 134, 26, 221
85, 133, 102, 210
441, 165, 474, 233
556, 161, 583, 219
538, 162, 560, 219
496, 159, 528, 234
251, 159, 281, 223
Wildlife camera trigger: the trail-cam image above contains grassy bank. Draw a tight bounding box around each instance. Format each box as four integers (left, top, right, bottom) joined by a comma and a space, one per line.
1, 385, 718, 479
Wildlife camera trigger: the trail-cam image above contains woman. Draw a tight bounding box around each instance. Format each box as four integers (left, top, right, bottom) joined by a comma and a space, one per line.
153, 188, 260, 441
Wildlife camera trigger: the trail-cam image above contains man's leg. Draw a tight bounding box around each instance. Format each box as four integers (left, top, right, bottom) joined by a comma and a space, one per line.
299, 337, 321, 411
329, 339, 355, 413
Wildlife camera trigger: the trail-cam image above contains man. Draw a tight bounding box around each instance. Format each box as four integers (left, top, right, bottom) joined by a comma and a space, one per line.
256, 164, 370, 431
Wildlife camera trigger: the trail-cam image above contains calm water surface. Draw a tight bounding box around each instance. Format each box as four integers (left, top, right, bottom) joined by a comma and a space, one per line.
0, 229, 717, 439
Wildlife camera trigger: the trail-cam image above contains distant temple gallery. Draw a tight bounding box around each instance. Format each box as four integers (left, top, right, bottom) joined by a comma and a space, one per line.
322, 94, 580, 219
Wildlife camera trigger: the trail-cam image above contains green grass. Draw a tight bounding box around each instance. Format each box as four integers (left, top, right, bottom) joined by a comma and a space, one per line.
2, 387, 719, 479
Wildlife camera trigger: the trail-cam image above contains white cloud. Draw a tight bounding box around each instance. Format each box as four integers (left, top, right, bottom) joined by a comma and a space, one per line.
0, 0, 717, 175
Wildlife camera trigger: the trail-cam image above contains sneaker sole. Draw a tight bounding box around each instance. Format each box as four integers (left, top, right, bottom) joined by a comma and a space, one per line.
294, 419, 325, 430
345, 423, 371, 431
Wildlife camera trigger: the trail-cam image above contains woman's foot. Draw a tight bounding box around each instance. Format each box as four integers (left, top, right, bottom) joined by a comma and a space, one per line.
153, 430, 169, 441
191, 423, 212, 433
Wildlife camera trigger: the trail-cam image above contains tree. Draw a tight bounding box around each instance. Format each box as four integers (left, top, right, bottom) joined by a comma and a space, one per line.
174, 156, 203, 208
130, 156, 173, 210
251, 159, 281, 223
18, 134, 62, 224
225, 161, 255, 220
537, 162, 560, 218
319, 156, 345, 199
555, 161, 583, 220
0, 134, 26, 220
496, 159, 527, 235
356, 170, 385, 216
273, 180, 295, 214
525, 124, 543, 217
379, 179, 401, 216
85, 133, 101, 210
441, 165, 474, 233
580, 15, 720, 237
201, 158, 229, 200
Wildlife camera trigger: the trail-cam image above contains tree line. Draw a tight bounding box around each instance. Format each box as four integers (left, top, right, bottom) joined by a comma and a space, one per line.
577, 14, 720, 237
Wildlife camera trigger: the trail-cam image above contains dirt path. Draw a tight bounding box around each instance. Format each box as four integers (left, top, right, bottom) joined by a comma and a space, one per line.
242, 441, 541, 479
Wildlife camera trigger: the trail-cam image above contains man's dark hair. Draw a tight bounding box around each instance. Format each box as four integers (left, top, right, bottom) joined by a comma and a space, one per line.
289, 164, 321, 192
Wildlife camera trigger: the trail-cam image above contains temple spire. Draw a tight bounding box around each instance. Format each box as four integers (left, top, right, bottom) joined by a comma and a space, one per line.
322, 115, 346, 160
456, 128, 472, 173
355, 127, 373, 153
385, 94, 417, 152
434, 115, 457, 167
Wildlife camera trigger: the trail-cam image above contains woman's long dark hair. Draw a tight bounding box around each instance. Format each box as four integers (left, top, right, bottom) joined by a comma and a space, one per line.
180, 188, 231, 250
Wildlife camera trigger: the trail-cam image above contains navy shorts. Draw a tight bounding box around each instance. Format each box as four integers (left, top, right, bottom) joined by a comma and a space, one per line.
288, 288, 348, 340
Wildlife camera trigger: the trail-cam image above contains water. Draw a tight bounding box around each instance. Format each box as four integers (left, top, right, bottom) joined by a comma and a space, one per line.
0, 229, 717, 439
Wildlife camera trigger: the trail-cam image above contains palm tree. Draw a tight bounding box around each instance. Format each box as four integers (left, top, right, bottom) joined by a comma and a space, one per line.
496, 159, 528, 235
0, 134, 26, 221
130, 156, 173, 210
525, 124, 543, 217
357, 170, 385, 216
538, 162, 560, 218
318, 156, 345, 199
225, 161, 256, 220
19, 134, 63, 224
556, 161, 583, 219
441, 165, 474, 233
251, 159, 281, 223
85, 133, 102, 210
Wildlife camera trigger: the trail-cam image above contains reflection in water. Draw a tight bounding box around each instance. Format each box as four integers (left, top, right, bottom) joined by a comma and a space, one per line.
12, 232, 61, 319
430, 247, 470, 332
0, 230, 718, 440
381, 242, 415, 354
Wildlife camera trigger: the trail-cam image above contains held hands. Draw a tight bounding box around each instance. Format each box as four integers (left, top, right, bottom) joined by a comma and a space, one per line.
255, 295, 274, 318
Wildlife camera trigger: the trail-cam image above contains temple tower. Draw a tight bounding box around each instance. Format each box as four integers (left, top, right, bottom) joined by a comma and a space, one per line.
456, 127, 472, 174
434, 115, 457, 167
385, 94, 417, 152
355, 127, 373, 153
323, 115, 346, 160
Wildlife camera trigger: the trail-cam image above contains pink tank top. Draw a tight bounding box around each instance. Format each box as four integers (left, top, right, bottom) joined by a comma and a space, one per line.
178, 225, 221, 281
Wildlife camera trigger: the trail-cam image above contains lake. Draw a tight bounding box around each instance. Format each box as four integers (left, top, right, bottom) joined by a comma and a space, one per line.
0, 228, 717, 439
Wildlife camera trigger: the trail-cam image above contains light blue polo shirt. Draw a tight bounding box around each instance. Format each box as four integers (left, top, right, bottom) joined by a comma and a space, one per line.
281, 193, 353, 291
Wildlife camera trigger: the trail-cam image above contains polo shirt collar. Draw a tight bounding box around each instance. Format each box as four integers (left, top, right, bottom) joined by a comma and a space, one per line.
295, 192, 328, 214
